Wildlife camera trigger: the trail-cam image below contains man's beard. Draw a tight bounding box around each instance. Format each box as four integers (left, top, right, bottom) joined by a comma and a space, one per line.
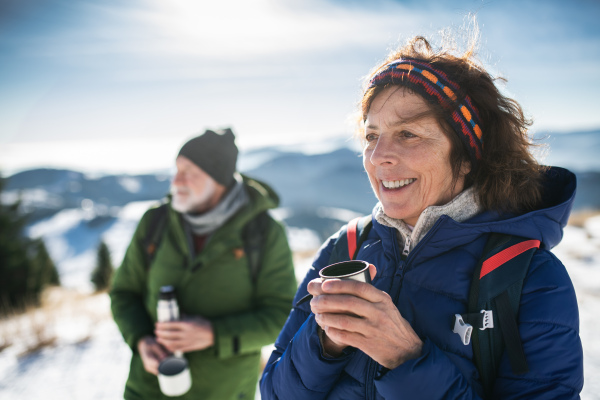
170, 183, 216, 214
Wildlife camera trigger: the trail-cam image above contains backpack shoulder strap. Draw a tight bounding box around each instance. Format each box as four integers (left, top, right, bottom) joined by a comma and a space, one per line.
328, 215, 372, 264
457, 232, 540, 398
143, 202, 169, 268
143, 203, 269, 283
242, 210, 270, 285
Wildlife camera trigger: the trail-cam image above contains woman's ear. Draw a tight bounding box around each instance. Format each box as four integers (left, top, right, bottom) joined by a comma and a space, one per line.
460, 160, 472, 176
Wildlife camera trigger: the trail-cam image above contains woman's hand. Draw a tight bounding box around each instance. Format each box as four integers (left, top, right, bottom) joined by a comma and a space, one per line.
308, 266, 423, 369
155, 316, 215, 354
137, 335, 169, 375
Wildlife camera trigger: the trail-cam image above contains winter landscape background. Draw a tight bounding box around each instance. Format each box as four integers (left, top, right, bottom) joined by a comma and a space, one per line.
1, 130, 599, 399
2, 0, 600, 397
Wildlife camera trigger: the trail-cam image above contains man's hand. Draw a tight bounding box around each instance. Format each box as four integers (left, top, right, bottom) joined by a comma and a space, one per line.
137, 335, 169, 375
155, 316, 215, 354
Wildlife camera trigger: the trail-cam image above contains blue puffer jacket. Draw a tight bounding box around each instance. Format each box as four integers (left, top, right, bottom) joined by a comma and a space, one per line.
260, 167, 583, 399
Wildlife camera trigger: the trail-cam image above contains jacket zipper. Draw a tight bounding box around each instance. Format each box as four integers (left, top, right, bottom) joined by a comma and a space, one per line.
365, 358, 377, 399
366, 228, 405, 400
364, 219, 448, 399
402, 235, 411, 259
401, 216, 447, 265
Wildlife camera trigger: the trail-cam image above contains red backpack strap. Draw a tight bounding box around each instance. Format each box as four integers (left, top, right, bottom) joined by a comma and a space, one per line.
346, 217, 361, 259
480, 239, 541, 278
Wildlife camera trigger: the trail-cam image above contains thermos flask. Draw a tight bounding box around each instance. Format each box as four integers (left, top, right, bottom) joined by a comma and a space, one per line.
156, 285, 192, 397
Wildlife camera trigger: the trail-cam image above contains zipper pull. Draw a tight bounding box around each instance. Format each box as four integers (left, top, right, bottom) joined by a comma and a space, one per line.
402, 236, 411, 257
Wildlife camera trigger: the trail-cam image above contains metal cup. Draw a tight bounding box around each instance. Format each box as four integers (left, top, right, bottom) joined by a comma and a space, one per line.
157, 354, 192, 397
295, 260, 372, 307
318, 260, 371, 283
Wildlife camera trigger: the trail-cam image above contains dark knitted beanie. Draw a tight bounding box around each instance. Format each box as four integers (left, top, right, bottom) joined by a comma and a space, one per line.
177, 128, 238, 187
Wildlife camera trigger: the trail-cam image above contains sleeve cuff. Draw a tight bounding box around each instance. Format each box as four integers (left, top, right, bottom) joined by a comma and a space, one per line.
211, 320, 231, 358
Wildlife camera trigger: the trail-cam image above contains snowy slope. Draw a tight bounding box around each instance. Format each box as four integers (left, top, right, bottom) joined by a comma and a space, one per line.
23, 200, 333, 290
25, 200, 158, 290
1, 217, 599, 399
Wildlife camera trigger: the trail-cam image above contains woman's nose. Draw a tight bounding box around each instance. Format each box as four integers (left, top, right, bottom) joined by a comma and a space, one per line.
369, 135, 397, 166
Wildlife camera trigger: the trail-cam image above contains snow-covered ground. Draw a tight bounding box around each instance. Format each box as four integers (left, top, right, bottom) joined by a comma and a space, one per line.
1, 217, 599, 399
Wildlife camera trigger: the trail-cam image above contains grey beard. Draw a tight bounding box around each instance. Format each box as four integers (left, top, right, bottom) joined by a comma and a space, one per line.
181, 174, 249, 236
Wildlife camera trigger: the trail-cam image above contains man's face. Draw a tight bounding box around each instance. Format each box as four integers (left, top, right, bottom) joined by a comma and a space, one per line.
171, 156, 226, 214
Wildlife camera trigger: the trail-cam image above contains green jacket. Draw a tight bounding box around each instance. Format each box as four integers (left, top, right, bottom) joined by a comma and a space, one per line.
110, 175, 297, 400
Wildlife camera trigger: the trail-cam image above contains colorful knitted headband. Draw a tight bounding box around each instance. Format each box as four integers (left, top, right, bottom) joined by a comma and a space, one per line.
365, 58, 483, 163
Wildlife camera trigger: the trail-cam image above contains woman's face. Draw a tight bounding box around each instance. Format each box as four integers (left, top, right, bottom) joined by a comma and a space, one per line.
363, 86, 468, 226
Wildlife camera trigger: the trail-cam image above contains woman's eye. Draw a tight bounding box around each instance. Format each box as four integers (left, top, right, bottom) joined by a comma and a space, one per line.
365, 133, 378, 142
401, 130, 417, 138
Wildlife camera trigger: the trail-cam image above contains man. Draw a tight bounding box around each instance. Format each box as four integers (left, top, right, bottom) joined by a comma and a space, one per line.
110, 128, 297, 400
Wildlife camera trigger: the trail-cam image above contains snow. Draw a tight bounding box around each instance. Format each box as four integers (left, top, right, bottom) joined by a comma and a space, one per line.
316, 206, 363, 222
2, 188, 65, 209
118, 176, 143, 194
1, 216, 599, 399
286, 227, 323, 253
0, 297, 130, 399
26, 200, 157, 290
552, 220, 600, 398
586, 216, 600, 240
28, 208, 86, 238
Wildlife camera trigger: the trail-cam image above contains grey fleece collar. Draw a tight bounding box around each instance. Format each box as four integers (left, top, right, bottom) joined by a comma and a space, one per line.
181, 173, 249, 236
375, 186, 482, 254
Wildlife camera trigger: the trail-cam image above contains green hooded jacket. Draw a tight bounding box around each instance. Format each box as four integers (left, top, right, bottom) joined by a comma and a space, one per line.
110, 175, 297, 400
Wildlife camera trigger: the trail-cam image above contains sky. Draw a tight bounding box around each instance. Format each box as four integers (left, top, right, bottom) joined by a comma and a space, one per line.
1, 0, 599, 175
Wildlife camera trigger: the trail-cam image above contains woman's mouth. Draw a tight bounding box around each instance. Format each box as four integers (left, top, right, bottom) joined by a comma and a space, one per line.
382, 178, 416, 189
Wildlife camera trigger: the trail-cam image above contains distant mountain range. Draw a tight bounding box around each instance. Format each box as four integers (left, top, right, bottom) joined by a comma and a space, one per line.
3, 146, 375, 240
2, 132, 599, 288
534, 129, 600, 172
4, 131, 600, 230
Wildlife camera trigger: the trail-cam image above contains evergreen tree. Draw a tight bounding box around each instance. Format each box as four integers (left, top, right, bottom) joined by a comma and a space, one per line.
28, 239, 60, 298
0, 176, 61, 313
0, 177, 35, 312
91, 240, 114, 292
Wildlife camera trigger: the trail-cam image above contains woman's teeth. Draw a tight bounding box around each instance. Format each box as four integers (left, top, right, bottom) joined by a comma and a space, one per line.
382, 178, 415, 189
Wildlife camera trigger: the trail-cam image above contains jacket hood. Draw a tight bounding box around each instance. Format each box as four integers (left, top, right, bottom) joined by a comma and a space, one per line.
237, 173, 280, 221
372, 166, 577, 252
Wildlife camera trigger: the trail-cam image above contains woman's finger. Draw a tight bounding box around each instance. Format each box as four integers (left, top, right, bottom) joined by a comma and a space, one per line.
310, 293, 369, 317
316, 308, 373, 336
368, 264, 377, 281
320, 278, 388, 305
306, 277, 325, 296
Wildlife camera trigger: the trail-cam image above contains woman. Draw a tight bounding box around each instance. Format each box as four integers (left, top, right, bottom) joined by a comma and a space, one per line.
260, 35, 584, 399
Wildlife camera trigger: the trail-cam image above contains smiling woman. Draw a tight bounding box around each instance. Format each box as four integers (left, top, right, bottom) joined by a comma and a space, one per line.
260, 33, 584, 400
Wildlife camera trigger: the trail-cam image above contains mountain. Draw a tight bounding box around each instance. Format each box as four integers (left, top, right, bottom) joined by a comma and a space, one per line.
248, 148, 374, 212
533, 129, 600, 211
573, 171, 600, 211
3, 146, 375, 235
2, 169, 172, 223
1, 146, 375, 288
534, 129, 600, 172
2, 132, 599, 288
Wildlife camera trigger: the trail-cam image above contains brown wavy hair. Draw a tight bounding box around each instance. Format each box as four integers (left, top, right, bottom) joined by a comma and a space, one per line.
358, 35, 546, 214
